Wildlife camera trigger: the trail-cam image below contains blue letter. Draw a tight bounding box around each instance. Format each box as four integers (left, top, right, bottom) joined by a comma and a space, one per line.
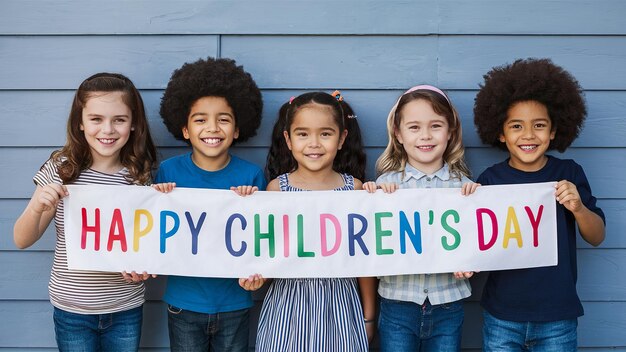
185, 211, 206, 255
348, 213, 369, 256
160, 210, 179, 253
225, 213, 247, 257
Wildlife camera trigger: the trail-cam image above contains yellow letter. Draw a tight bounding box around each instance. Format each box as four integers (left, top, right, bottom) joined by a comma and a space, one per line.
503, 206, 523, 248
134, 209, 153, 252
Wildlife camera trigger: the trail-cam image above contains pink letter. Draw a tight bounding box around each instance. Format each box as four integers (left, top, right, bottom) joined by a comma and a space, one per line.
524, 205, 544, 247
320, 214, 342, 256
282, 215, 290, 258
477, 208, 498, 251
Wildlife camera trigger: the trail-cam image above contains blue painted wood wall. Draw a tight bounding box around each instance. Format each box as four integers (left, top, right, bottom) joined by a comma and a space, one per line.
1, 1, 625, 350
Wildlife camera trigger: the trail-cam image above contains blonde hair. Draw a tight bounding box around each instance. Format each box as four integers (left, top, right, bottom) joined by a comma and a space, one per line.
375, 87, 470, 179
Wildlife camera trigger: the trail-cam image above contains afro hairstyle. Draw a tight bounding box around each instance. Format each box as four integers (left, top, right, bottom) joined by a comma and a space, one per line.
473, 58, 586, 152
160, 57, 263, 145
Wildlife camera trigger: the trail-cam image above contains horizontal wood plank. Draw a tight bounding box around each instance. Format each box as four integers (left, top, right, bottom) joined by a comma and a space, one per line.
0, 36, 218, 90
439, 36, 626, 90
2, 1, 624, 35
2, 90, 624, 148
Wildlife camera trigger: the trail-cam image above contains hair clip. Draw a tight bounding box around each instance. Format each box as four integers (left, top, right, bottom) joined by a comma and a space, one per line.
331, 90, 343, 102
347, 114, 357, 119
289, 96, 295, 104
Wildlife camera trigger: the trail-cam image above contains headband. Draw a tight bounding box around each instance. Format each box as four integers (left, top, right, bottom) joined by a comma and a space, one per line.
403, 84, 450, 104
386, 84, 451, 130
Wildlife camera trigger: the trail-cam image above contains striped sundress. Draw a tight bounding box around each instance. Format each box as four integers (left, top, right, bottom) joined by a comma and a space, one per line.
255, 173, 368, 352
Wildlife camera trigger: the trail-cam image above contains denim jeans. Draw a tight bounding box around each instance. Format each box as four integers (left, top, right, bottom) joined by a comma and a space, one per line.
378, 297, 464, 352
53, 306, 143, 352
167, 305, 249, 352
482, 310, 577, 351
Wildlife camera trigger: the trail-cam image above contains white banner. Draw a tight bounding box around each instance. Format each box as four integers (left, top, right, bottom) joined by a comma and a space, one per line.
64, 182, 557, 278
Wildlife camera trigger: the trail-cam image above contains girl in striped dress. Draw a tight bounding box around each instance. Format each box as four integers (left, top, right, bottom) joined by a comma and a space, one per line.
13, 73, 157, 351
256, 91, 377, 352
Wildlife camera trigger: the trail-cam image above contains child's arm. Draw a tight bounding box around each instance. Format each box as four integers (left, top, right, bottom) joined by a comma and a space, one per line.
14, 184, 68, 249
556, 180, 605, 246
358, 277, 378, 342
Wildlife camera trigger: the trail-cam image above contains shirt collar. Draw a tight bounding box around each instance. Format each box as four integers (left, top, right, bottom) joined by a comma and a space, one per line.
402, 163, 451, 182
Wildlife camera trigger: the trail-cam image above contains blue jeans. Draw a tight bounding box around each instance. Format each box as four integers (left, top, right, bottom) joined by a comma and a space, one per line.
167, 304, 249, 352
53, 306, 143, 352
482, 310, 577, 351
378, 297, 464, 352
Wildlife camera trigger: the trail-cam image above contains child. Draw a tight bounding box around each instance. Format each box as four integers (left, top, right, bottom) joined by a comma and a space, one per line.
154, 57, 266, 352
256, 91, 376, 351
363, 84, 478, 351
473, 58, 605, 350
13, 73, 157, 351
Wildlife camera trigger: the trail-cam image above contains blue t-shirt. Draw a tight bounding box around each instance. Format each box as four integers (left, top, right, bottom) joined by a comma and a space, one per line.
477, 155, 605, 322
155, 152, 267, 314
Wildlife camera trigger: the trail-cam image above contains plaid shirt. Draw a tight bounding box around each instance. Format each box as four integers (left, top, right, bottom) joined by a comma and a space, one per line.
376, 163, 472, 305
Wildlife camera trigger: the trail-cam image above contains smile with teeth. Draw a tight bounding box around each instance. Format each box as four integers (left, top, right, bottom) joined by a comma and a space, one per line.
519, 145, 537, 151
98, 138, 117, 145
202, 138, 222, 146
416, 145, 435, 151
305, 153, 323, 159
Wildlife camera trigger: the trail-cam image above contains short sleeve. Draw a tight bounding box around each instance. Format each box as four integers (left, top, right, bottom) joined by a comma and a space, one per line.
573, 162, 605, 223
33, 159, 62, 187
253, 168, 268, 191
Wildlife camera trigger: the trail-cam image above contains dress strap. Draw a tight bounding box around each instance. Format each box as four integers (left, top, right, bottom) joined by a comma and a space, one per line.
277, 173, 290, 192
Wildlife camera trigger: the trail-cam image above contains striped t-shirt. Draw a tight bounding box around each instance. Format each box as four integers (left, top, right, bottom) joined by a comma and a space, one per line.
34, 159, 145, 314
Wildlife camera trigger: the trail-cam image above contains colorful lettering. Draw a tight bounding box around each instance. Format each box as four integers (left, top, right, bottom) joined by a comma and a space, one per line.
225, 213, 247, 257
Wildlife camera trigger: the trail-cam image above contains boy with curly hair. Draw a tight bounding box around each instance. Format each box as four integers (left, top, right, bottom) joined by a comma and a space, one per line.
155, 57, 266, 351
473, 58, 606, 350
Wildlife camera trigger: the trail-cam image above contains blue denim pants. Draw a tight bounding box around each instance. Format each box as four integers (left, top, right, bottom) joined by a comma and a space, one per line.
53, 306, 143, 352
482, 310, 577, 351
167, 304, 249, 352
378, 297, 464, 352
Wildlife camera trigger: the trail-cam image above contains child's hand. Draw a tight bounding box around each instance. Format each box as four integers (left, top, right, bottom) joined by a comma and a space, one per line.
454, 271, 476, 279
461, 182, 480, 196
365, 319, 376, 343
122, 271, 157, 283
152, 182, 176, 193
362, 182, 378, 193
378, 183, 399, 193
238, 274, 266, 291
555, 180, 583, 213
230, 185, 259, 197
34, 184, 68, 214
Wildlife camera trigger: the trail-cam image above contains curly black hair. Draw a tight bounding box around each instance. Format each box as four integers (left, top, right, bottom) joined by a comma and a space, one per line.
473, 58, 586, 152
160, 57, 263, 145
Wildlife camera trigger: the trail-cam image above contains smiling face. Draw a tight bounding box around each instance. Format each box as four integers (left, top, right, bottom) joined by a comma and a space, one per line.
283, 104, 347, 175
395, 99, 450, 174
182, 96, 239, 171
80, 91, 132, 172
499, 100, 556, 172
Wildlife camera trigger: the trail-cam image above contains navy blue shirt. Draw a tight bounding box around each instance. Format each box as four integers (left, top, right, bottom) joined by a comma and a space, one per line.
477, 156, 605, 322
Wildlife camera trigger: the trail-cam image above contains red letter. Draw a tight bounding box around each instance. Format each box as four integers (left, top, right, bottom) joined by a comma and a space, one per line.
524, 205, 544, 247
81, 208, 100, 250
477, 208, 498, 251
107, 209, 128, 252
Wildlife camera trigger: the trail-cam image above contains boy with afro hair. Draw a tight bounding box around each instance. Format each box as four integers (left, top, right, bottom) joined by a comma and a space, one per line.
154, 57, 266, 351
473, 58, 606, 350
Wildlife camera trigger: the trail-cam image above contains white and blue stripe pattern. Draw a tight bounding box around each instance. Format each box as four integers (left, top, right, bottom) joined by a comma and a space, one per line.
255, 173, 368, 352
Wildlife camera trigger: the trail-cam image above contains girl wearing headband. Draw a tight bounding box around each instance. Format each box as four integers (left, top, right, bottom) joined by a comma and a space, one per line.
364, 85, 478, 351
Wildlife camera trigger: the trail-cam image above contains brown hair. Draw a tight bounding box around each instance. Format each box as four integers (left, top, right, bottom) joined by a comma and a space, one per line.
51, 73, 156, 184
